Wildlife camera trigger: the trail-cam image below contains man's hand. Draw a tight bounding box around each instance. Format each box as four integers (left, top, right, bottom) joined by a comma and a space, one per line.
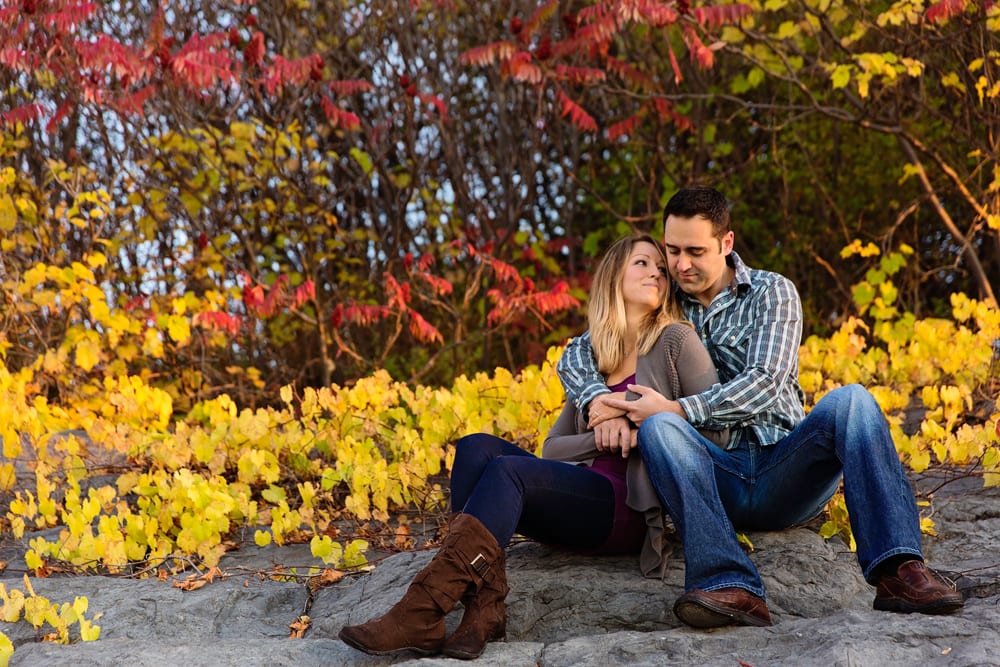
587, 392, 628, 429
593, 417, 634, 458
603, 384, 686, 426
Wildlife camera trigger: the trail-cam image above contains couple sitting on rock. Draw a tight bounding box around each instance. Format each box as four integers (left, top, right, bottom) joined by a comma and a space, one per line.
339, 186, 963, 660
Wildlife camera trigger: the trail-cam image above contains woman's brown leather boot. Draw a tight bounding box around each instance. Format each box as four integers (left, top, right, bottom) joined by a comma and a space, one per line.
441, 547, 509, 659
338, 513, 505, 656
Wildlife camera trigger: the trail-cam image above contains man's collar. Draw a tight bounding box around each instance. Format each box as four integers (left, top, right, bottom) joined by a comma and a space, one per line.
728, 251, 752, 293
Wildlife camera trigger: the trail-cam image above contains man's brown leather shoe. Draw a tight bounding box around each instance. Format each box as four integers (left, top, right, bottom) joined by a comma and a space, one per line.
873, 560, 964, 614
673, 587, 772, 628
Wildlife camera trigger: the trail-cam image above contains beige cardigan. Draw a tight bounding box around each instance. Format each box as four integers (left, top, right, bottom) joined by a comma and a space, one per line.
542, 322, 728, 578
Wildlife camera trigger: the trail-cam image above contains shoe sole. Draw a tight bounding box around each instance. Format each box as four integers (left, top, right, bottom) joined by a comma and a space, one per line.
873, 597, 964, 615
674, 598, 772, 628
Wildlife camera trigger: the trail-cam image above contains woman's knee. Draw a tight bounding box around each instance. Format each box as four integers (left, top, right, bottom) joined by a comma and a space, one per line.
454, 432, 505, 462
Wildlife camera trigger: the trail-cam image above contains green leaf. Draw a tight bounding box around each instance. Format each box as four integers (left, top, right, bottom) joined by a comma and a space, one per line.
350, 147, 373, 175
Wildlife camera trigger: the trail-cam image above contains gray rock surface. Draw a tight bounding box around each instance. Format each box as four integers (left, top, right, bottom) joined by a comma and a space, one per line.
3, 481, 998, 666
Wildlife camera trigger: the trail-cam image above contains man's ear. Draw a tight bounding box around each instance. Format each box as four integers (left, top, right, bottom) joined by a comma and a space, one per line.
721, 231, 735, 255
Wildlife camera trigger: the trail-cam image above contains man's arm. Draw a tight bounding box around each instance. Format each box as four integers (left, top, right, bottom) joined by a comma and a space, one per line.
556, 331, 610, 413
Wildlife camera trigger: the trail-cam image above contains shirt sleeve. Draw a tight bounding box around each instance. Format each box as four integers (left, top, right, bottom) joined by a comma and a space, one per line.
556, 331, 610, 413
678, 276, 803, 428
541, 401, 600, 462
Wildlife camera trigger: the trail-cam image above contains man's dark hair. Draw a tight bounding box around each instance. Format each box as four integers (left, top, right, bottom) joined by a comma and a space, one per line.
662, 186, 731, 237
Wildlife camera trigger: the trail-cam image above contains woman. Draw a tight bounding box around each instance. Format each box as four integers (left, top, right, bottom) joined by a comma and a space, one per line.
339, 234, 724, 659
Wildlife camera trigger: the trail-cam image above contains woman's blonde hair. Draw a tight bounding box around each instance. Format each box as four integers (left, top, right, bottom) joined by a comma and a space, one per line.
588, 234, 684, 376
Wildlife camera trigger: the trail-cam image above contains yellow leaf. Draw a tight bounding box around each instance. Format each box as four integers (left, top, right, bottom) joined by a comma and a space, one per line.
254, 530, 272, 547
0, 464, 15, 492
0, 585, 24, 623
143, 328, 164, 358
166, 315, 191, 344
78, 617, 101, 641
0, 194, 15, 232
75, 337, 102, 371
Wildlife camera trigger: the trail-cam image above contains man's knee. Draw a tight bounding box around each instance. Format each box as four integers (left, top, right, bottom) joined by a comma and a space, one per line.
638, 413, 703, 463
639, 411, 688, 441
819, 383, 881, 417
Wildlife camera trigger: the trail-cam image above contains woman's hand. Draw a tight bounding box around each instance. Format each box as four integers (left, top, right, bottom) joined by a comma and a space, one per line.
587, 392, 628, 429
594, 417, 635, 458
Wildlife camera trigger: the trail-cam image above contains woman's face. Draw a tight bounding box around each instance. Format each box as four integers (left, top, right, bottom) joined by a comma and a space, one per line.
620, 241, 668, 314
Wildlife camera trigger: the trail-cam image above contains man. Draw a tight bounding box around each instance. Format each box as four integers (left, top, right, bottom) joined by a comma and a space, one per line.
557, 185, 963, 628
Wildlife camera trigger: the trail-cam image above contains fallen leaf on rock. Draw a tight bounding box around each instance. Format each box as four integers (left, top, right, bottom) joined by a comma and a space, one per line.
289, 614, 311, 638
173, 576, 207, 592
316, 568, 345, 585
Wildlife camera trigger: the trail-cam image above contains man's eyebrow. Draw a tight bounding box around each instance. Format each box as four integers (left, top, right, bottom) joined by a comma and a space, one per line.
664, 243, 706, 250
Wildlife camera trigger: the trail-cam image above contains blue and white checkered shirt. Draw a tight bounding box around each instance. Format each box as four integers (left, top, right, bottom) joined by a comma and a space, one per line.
557, 251, 806, 449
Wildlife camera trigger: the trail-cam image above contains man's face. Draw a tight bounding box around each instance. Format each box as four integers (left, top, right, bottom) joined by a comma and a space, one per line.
663, 214, 734, 305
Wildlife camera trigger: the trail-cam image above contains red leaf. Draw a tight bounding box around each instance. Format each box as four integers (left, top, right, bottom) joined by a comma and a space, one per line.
321, 96, 361, 131
605, 57, 657, 93
684, 27, 715, 69
647, 97, 692, 132
505, 52, 543, 84
344, 303, 392, 326
113, 84, 158, 116
1, 103, 46, 127
607, 113, 642, 142
416, 92, 449, 119
262, 54, 324, 94
926, 0, 969, 22
459, 41, 516, 67
529, 281, 580, 315
420, 273, 453, 297
171, 34, 235, 89
194, 311, 243, 336
328, 79, 373, 95
0, 47, 40, 73
76, 35, 147, 82
42, 2, 99, 32
694, 4, 753, 28
554, 64, 607, 85
485, 256, 522, 284
574, 13, 617, 45
638, 3, 679, 27
244, 31, 265, 67
523, 0, 559, 37
667, 44, 683, 84
45, 101, 74, 133
293, 280, 315, 309
407, 310, 443, 345
557, 90, 598, 133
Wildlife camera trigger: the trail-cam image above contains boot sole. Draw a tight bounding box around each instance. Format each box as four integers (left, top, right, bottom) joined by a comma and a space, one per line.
338, 628, 440, 656
674, 599, 772, 628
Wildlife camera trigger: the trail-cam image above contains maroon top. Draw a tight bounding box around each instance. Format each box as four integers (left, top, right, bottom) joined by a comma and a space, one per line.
585, 374, 647, 554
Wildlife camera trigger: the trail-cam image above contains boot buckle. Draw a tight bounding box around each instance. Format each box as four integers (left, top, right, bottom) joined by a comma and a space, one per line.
470, 553, 491, 577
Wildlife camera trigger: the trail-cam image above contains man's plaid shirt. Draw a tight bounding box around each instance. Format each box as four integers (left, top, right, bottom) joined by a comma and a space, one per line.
557, 252, 807, 449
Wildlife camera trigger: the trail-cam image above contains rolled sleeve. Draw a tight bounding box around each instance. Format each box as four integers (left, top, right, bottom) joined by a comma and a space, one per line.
556, 331, 610, 412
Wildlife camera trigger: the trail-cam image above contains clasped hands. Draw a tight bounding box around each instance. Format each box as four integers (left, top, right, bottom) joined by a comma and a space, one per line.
587, 384, 682, 458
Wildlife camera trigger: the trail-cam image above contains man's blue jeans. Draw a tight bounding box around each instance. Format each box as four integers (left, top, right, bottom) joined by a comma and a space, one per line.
637, 384, 923, 599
